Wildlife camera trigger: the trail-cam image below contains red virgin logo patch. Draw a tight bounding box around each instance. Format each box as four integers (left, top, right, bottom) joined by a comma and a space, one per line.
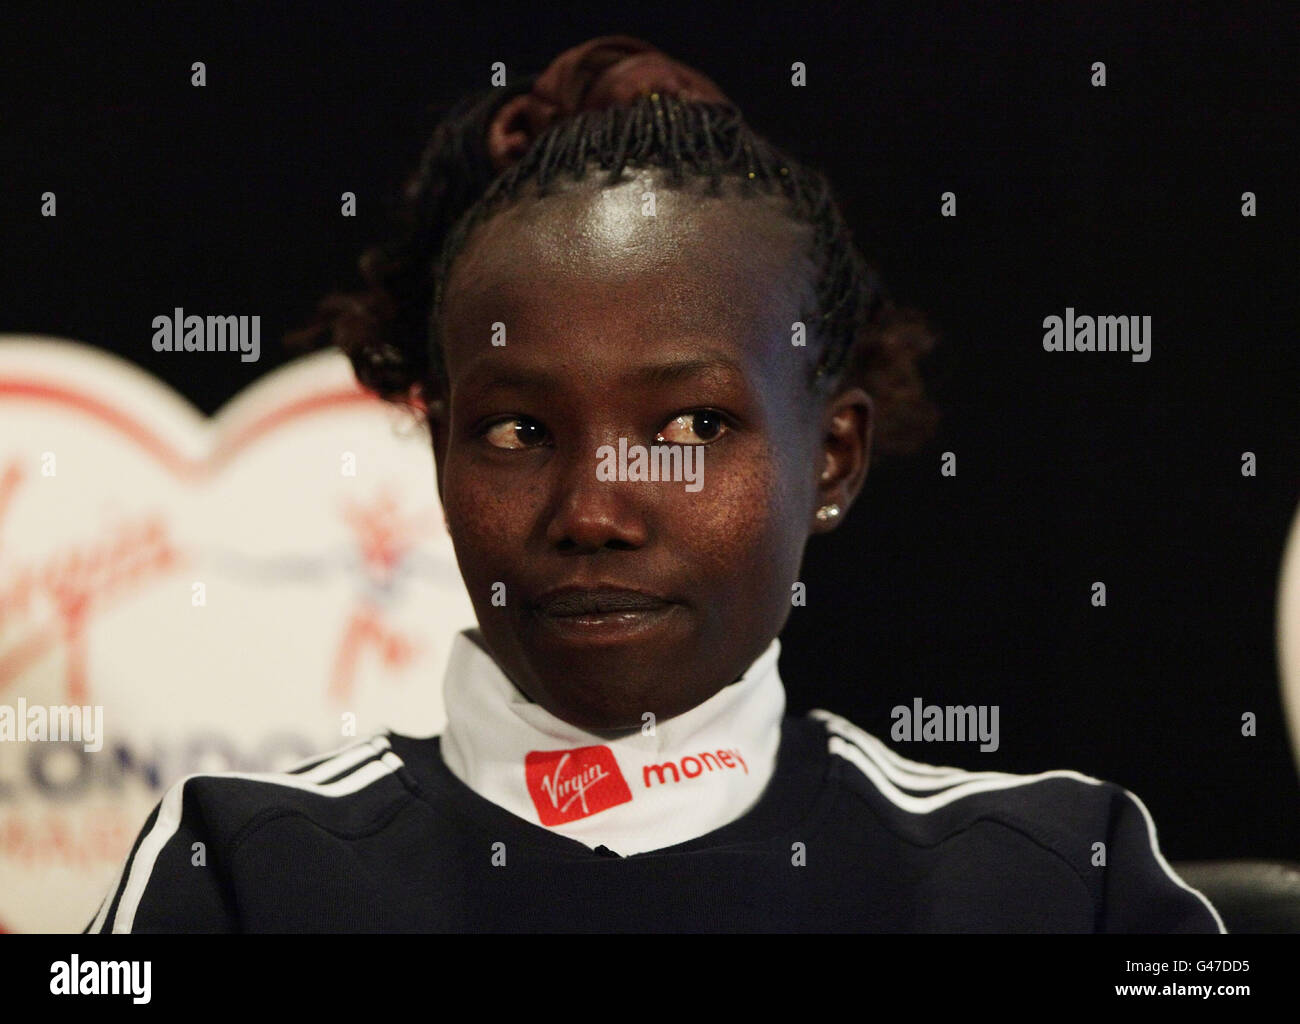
525, 745, 632, 826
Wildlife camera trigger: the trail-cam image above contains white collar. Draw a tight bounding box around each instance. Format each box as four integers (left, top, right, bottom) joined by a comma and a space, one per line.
438, 630, 785, 856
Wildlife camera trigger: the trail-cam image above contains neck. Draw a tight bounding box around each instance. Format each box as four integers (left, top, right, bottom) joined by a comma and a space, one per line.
438, 629, 786, 856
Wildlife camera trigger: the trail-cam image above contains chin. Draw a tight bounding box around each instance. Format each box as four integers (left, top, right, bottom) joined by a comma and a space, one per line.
537, 665, 679, 732
480, 611, 721, 728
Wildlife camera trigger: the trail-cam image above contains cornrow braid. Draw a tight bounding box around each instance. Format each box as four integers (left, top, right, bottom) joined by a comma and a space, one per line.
287, 81, 940, 458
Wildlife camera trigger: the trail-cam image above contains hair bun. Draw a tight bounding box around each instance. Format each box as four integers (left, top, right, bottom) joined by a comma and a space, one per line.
486, 35, 734, 172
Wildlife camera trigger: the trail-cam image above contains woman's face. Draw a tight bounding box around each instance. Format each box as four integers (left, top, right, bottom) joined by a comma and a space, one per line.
431, 171, 872, 731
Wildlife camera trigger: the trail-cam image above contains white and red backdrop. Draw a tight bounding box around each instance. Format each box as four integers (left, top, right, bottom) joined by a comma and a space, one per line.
0, 336, 476, 933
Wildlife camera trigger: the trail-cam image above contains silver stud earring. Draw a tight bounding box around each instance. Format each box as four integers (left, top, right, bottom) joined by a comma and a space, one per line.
815, 503, 841, 522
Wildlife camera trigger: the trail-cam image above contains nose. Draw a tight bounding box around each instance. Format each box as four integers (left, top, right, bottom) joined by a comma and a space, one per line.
544, 440, 650, 553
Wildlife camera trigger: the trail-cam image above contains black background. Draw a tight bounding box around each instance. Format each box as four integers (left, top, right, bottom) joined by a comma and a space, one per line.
4, 1, 1297, 860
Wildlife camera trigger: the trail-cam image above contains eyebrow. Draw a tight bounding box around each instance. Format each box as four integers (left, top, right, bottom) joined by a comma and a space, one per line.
466, 355, 747, 395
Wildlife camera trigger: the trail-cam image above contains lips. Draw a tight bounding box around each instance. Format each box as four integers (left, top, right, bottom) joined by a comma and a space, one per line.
526, 585, 686, 648
534, 586, 672, 617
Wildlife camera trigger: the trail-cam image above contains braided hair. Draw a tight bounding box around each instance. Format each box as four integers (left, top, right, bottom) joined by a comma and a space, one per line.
287, 74, 940, 459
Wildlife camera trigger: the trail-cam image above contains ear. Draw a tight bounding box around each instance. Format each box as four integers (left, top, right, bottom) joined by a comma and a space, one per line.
811, 386, 873, 533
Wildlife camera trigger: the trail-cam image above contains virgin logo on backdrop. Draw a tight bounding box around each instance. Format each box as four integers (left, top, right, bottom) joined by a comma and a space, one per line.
0, 457, 182, 705
525, 745, 633, 825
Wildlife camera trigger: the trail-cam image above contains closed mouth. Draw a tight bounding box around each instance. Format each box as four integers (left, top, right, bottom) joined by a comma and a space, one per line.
533, 587, 673, 618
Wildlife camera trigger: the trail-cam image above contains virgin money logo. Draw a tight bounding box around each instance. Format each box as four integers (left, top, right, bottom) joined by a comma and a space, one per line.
525, 745, 632, 826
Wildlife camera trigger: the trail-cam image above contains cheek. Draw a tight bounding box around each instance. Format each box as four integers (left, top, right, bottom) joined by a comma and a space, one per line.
685, 444, 803, 592
439, 438, 808, 604
440, 458, 541, 580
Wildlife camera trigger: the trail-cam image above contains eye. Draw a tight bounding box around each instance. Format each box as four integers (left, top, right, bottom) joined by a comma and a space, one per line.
655, 409, 729, 445
482, 417, 549, 450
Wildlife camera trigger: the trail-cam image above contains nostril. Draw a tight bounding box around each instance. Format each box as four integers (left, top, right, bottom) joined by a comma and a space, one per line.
554, 535, 639, 554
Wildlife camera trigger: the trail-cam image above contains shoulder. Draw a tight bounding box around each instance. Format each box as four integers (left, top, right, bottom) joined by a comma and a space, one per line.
159, 733, 411, 835
87, 734, 412, 933
804, 708, 1226, 932
807, 708, 1111, 840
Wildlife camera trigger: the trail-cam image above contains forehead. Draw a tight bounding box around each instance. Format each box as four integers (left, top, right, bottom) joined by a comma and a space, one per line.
438, 171, 817, 353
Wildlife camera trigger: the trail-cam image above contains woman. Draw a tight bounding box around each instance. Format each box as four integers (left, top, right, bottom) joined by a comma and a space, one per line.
85, 36, 1223, 933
